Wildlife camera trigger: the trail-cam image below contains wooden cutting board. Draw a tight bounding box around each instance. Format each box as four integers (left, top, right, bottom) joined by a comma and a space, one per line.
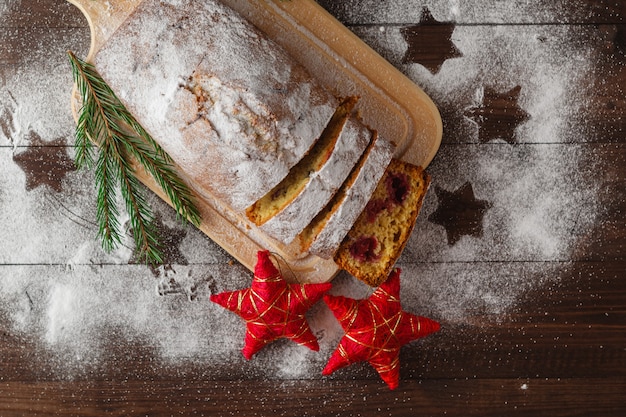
67, 0, 442, 283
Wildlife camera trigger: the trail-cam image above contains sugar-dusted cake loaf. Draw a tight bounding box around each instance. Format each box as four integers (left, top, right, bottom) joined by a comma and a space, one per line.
299, 132, 396, 259
334, 160, 431, 287
94, 0, 338, 212
246, 98, 373, 244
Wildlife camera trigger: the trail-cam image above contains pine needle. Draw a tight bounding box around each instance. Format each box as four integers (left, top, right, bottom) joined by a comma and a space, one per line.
68, 50, 201, 265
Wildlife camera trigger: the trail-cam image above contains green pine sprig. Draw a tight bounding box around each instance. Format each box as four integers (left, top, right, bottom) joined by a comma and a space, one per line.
68, 50, 201, 265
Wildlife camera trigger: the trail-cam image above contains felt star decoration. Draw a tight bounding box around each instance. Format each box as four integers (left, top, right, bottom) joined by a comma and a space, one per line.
210, 250, 332, 359
322, 269, 440, 390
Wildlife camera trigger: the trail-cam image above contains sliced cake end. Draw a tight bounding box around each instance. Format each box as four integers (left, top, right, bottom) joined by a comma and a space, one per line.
334, 159, 431, 287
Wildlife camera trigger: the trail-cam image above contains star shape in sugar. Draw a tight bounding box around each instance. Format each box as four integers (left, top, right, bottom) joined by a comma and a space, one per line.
322, 269, 440, 390
464, 85, 530, 144
12, 133, 76, 192
210, 250, 332, 360
428, 182, 491, 245
401, 7, 462, 74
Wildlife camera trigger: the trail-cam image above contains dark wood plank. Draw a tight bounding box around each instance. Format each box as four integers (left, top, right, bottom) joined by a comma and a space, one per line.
1, 143, 623, 263
1, 377, 625, 417
0, 27, 90, 65
316, 0, 626, 25
1, 261, 623, 382
0, 0, 87, 28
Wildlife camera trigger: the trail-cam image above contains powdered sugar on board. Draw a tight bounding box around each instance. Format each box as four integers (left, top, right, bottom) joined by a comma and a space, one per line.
0, 1, 605, 379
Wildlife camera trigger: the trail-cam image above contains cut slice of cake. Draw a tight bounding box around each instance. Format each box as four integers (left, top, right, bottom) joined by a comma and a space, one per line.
245, 97, 372, 245
334, 159, 431, 287
299, 132, 396, 259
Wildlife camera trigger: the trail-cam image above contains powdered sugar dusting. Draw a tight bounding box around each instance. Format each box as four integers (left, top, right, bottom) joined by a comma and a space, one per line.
0, 0, 603, 379
407, 144, 597, 263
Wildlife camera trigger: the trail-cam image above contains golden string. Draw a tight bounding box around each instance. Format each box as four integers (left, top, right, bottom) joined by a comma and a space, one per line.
269, 251, 299, 283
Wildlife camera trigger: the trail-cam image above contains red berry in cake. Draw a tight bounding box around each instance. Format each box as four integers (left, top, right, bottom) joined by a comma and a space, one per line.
386, 172, 410, 206
349, 236, 381, 263
365, 199, 387, 223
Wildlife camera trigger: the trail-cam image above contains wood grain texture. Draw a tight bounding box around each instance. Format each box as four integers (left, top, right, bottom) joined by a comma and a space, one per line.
1, 378, 625, 417
0, 0, 624, 416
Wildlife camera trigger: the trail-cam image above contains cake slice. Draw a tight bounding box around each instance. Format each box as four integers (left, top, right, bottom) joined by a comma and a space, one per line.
245, 97, 372, 244
334, 159, 431, 287
299, 132, 395, 259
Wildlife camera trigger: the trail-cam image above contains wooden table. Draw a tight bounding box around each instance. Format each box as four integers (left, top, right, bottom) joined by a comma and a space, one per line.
1, 0, 624, 415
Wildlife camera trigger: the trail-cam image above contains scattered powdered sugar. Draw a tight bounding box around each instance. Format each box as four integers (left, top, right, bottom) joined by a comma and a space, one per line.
2, 264, 245, 368
344, 7, 601, 322
0, 0, 602, 379
354, 22, 596, 146
0, 39, 85, 148
408, 144, 597, 263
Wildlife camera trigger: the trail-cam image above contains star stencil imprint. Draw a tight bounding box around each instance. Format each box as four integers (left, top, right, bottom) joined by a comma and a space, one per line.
210, 250, 332, 360
428, 182, 492, 245
12, 132, 76, 192
323, 269, 440, 390
464, 85, 530, 144
401, 7, 462, 74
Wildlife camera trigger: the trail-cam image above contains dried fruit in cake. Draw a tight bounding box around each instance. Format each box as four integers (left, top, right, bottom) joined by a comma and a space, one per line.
334, 159, 431, 287
245, 97, 372, 245
298, 132, 396, 259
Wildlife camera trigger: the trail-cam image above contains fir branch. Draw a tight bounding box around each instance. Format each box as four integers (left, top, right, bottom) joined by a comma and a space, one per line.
110, 137, 163, 264
95, 140, 122, 251
68, 50, 201, 265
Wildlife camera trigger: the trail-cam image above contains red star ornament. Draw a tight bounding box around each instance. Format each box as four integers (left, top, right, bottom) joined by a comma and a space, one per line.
322, 269, 440, 390
210, 250, 332, 360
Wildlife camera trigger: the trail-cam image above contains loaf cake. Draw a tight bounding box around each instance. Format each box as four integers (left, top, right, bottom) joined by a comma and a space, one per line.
299, 132, 396, 259
94, 0, 338, 212
334, 160, 431, 287
245, 97, 373, 244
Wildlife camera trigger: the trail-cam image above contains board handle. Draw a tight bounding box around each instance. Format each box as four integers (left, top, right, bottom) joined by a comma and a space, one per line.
66, 0, 142, 61
66, 0, 143, 121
